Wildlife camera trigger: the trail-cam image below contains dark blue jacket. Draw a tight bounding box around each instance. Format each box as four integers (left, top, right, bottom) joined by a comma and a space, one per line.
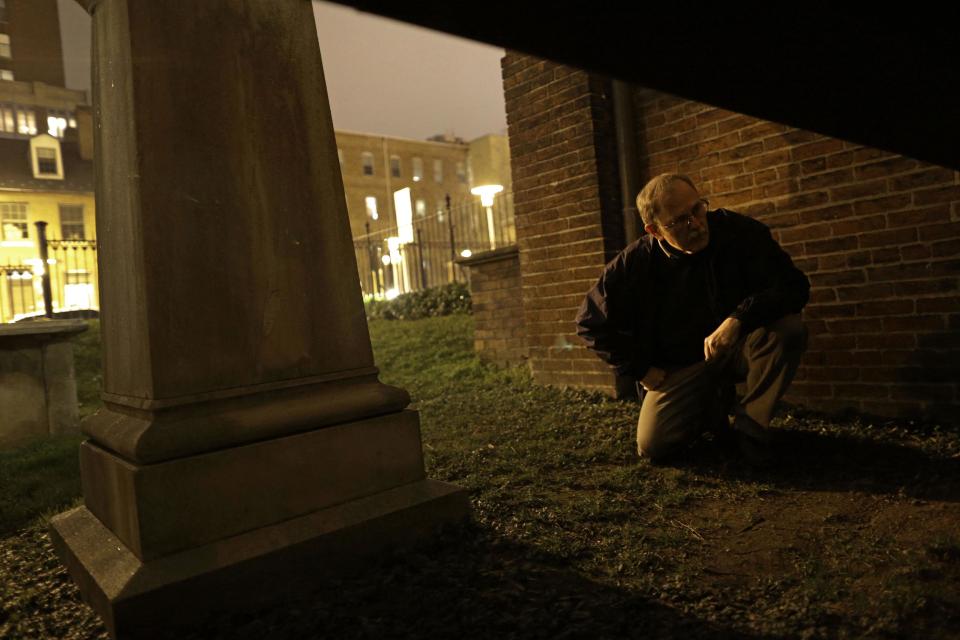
574, 209, 810, 380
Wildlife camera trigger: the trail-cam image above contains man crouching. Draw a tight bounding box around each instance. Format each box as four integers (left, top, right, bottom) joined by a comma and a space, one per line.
575, 173, 810, 465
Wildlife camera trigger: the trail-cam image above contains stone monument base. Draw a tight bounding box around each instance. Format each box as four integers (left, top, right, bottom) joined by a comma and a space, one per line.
50, 478, 468, 639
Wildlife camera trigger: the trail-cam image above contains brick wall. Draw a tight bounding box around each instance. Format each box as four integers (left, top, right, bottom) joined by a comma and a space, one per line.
501, 53, 624, 392
630, 88, 960, 421
458, 247, 527, 366
502, 52, 959, 421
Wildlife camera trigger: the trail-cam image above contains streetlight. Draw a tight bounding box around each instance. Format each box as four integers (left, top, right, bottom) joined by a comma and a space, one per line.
470, 184, 503, 251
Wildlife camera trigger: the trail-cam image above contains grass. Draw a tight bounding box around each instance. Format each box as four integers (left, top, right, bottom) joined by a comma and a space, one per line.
2, 314, 959, 638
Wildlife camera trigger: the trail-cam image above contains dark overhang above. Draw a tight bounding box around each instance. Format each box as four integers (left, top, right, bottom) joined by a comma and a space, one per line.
327, 3, 959, 171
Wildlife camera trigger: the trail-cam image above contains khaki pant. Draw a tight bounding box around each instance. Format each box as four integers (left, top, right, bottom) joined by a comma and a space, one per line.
636, 315, 807, 460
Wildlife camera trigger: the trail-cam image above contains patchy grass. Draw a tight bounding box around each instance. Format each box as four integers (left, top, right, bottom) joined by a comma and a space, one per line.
2, 314, 959, 639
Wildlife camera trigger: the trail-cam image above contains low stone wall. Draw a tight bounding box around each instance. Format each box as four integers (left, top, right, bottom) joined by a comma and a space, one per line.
0, 320, 87, 449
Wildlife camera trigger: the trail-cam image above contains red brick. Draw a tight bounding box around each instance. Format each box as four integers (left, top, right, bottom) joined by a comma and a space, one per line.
826, 151, 855, 169
917, 296, 960, 313
835, 283, 895, 302
853, 157, 918, 180
835, 383, 890, 399
830, 179, 889, 201
889, 168, 956, 192
857, 333, 917, 349
859, 228, 917, 248
804, 303, 856, 319
914, 185, 960, 206
831, 214, 886, 236
893, 278, 960, 297
882, 315, 945, 332
856, 300, 914, 316
800, 169, 855, 190
919, 222, 960, 242
853, 194, 912, 215
826, 318, 883, 334
809, 270, 866, 287
805, 236, 859, 255
931, 238, 960, 258
744, 149, 791, 172
792, 139, 846, 161
808, 288, 838, 303
869, 247, 901, 264
797, 204, 855, 224
887, 206, 951, 228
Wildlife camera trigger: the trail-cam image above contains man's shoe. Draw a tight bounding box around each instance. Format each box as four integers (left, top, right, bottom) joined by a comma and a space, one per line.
736, 431, 775, 468
733, 414, 775, 468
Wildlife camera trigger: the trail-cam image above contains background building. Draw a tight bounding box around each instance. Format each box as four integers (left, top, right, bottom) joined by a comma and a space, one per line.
0, 0, 66, 86
0, 0, 96, 322
339, 130, 514, 299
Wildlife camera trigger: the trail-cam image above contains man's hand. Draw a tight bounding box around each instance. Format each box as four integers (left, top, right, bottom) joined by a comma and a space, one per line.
704, 317, 741, 361
640, 366, 667, 391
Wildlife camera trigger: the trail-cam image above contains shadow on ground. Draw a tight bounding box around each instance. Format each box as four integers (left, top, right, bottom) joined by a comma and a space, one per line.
161, 524, 767, 640
674, 428, 960, 501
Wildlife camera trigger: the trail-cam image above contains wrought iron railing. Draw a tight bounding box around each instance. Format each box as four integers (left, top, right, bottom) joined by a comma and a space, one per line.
353, 190, 514, 299
0, 222, 99, 323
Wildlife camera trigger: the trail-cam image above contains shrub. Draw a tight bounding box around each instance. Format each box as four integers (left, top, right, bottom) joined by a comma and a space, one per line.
366, 282, 471, 320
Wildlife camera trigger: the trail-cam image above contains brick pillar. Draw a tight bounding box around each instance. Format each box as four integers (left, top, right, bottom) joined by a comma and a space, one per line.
502, 53, 624, 393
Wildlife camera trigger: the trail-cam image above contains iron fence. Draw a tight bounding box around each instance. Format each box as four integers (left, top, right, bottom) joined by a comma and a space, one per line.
0, 221, 99, 323
354, 190, 514, 299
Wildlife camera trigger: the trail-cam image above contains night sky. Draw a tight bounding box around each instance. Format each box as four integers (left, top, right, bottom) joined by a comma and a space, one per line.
55, 0, 508, 142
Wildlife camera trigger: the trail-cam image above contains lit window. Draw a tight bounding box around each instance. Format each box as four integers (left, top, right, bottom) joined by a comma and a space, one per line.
0, 35, 10, 59
361, 152, 374, 176
390, 155, 401, 178
364, 196, 378, 220
48, 116, 68, 138
0, 105, 13, 132
1, 202, 28, 241
412, 157, 423, 182
433, 159, 443, 183
436, 201, 445, 222
36, 148, 58, 175
0, 69, 12, 82
59, 205, 85, 240
456, 161, 466, 183
415, 199, 426, 217
16, 108, 36, 135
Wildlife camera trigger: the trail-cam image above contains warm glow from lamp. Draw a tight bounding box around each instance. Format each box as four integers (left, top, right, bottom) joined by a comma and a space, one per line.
471, 184, 503, 207
460, 249, 472, 258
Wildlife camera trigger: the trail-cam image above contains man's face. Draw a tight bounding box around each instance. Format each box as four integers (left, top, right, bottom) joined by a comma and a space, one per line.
645, 181, 710, 254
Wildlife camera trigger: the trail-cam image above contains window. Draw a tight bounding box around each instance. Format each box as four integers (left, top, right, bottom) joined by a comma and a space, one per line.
456, 162, 466, 183
390, 155, 401, 178
1, 202, 28, 241
47, 109, 75, 138
0, 35, 10, 59
59, 205, 85, 240
433, 159, 443, 183
0, 104, 13, 132
7, 272, 36, 317
364, 196, 379, 221
361, 152, 374, 176
16, 108, 36, 135
36, 148, 58, 175
0, 0, 6, 22
436, 200, 446, 223
337, 148, 343, 165
63, 271, 94, 309
412, 157, 423, 182
415, 199, 426, 217
0, 69, 12, 82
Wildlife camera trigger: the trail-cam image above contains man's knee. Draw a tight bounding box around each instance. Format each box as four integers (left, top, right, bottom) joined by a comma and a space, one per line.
746, 314, 807, 356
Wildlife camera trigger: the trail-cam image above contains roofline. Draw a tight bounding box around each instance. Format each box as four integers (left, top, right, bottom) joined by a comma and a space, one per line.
334, 128, 468, 148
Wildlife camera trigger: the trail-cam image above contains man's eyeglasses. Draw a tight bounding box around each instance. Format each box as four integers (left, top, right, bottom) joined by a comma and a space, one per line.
659, 198, 709, 232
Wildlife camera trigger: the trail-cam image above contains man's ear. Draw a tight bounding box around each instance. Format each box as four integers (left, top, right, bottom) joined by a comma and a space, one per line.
644, 223, 662, 240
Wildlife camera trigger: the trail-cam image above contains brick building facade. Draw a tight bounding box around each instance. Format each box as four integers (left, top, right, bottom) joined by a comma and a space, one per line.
501, 52, 959, 422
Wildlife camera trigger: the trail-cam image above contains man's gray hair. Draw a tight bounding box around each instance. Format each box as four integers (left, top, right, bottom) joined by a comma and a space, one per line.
635, 173, 697, 227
